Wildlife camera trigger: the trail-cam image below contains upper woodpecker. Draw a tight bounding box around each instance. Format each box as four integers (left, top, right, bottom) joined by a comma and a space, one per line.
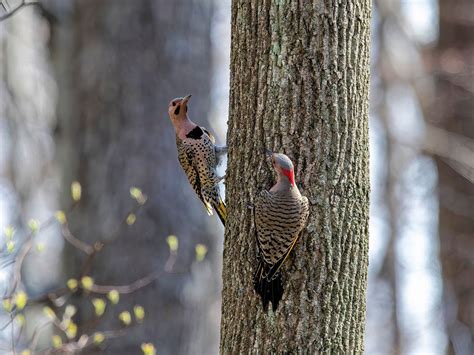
167, 95, 227, 226
253, 151, 309, 311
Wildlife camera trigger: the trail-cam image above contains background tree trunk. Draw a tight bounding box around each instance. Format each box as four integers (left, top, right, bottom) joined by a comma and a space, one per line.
51, 1, 221, 354
433, 0, 474, 353
220, 1, 371, 353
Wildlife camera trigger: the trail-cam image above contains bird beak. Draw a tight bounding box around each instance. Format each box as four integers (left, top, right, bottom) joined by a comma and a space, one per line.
181, 94, 192, 105
264, 149, 273, 158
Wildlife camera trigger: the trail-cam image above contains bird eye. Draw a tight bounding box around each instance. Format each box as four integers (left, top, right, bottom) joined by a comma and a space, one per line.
172, 102, 176, 106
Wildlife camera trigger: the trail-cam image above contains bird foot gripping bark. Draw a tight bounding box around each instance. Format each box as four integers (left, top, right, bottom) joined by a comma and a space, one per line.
215, 145, 228, 156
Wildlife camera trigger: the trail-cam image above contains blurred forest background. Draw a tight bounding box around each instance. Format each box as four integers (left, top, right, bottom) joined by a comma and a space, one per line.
0, 0, 472, 354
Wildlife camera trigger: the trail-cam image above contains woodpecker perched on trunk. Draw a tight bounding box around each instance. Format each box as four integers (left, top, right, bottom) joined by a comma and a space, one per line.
253, 151, 309, 311
167, 95, 227, 226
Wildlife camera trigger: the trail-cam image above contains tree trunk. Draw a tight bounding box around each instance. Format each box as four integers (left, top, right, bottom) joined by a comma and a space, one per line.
434, 0, 474, 353
52, 1, 220, 354
221, 1, 371, 353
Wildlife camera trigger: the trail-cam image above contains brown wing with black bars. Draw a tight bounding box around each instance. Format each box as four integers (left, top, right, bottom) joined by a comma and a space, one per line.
175, 126, 226, 225
254, 189, 309, 311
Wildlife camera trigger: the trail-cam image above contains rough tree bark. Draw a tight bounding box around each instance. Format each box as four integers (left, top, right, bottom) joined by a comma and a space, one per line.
221, 1, 371, 353
51, 1, 221, 354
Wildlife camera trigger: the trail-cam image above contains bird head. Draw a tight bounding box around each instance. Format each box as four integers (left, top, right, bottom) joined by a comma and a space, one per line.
168, 94, 191, 121
267, 150, 295, 187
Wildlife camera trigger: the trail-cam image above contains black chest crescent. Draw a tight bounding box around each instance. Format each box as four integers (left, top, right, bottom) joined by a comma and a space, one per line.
186, 126, 204, 139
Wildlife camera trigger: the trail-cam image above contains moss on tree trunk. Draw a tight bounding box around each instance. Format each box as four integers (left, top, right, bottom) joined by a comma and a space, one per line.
220, 0, 371, 353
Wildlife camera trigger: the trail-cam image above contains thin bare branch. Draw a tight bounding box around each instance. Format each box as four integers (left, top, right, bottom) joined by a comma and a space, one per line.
78, 201, 144, 276
90, 270, 163, 294
391, 123, 474, 182
0, 316, 14, 331
10, 314, 15, 355
4, 214, 60, 298
6, 238, 33, 298
28, 320, 51, 351
164, 251, 178, 272
0, 0, 40, 22
52, 327, 130, 353
61, 224, 94, 255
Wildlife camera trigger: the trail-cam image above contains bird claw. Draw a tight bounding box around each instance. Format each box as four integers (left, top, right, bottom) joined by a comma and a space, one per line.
215, 146, 228, 155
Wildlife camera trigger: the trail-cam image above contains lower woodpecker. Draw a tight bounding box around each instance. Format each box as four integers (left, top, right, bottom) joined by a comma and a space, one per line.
253, 151, 310, 311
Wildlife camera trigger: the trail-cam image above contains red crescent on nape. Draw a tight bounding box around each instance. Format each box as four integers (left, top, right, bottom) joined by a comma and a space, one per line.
282, 168, 295, 187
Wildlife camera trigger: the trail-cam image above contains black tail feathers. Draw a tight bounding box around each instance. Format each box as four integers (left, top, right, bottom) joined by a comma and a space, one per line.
253, 261, 283, 312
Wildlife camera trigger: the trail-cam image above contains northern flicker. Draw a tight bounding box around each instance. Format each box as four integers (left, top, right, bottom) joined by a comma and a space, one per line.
253, 151, 309, 311
168, 95, 227, 226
